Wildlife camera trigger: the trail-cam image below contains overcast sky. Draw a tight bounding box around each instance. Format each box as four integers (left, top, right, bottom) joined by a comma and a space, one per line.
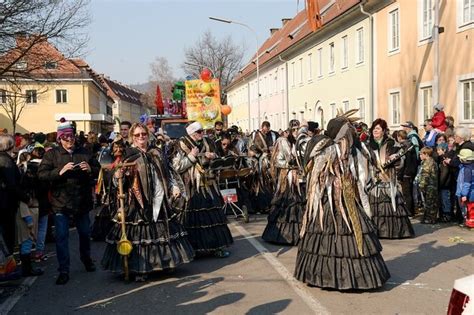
86, 0, 299, 85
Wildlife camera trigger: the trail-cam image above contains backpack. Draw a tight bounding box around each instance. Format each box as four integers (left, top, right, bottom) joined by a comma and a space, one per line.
408, 133, 424, 149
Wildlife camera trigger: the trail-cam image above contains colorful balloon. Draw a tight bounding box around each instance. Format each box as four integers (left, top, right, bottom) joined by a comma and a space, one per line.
200, 68, 212, 82
201, 82, 212, 94
221, 104, 232, 115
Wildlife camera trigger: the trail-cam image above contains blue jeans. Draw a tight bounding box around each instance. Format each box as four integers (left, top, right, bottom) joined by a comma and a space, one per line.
36, 215, 48, 252
54, 212, 91, 274
440, 189, 452, 216
20, 239, 33, 255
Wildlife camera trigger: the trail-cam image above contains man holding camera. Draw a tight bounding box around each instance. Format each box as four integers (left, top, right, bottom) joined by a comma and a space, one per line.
38, 119, 100, 285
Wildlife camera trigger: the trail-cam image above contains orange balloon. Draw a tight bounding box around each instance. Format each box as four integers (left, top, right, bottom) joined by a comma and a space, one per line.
221, 105, 232, 115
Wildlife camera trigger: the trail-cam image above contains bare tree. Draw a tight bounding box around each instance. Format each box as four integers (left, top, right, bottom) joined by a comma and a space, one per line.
0, 77, 49, 133
181, 31, 245, 103
0, 0, 91, 77
148, 56, 176, 100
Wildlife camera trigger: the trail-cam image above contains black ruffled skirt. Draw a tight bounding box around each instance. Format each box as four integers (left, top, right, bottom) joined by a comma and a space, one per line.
91, 205, 113, 242
101, 207, 194, 275
294, 196, 391, 290
262, 189, 304, 245
180, 187, 233, 253
369, 184, 415, 239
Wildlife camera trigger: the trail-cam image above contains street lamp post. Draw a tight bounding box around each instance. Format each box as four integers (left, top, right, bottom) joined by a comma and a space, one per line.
209, 16, 260, 131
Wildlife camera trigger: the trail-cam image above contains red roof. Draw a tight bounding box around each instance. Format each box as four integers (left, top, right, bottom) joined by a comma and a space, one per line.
229, 0, 361, 88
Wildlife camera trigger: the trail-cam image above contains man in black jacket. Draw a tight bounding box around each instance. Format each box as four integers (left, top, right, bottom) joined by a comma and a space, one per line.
0, 134, 30, 254
38, 120, 100, 285
397, 130, 419, 216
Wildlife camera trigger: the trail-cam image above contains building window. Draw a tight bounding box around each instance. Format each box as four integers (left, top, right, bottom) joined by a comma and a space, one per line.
389, 9, 400, 52
15, 61, 27, 70
56, 89, 67, 103
422, 0, 434, 39
390, 91, 401, 125
44, 61, 57, 69
462, 80, 474, 120
317, 48, 323, 77
341, 36, 348, 69
299, 58, 303, 84
463, 0, 474, 24
280, 67, 285, 91
357, 98, 366, 119
330, 103, 336, 118
307, 53, 313, 81
26, 90, 37, 104
329, 42, 335, 73
291, 62, 295, 87
356, 27, 364, 64
0, 89, 6, 104
421, 86, 433, 120
343, 100, 349, 111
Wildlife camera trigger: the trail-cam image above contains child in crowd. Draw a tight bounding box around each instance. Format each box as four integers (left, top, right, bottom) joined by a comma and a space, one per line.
437, 143, 455, 222
417, 147, 439, 224
455, 149, 474, 227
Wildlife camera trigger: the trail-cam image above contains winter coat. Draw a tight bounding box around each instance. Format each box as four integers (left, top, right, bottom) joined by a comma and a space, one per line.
431, 111, 447, 132
438, 153, 456, 189
399, 139, 418, 178
0, 152, 29, 215
38, 145, 100, 214
455, 162, 474, 201
423, 130, 438, 148
419, 157, 438, 193
449, 141, 474, 168
21, 159, 51, 217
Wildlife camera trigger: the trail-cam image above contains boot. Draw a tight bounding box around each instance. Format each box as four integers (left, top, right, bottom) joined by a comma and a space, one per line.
20, 254, 44, 277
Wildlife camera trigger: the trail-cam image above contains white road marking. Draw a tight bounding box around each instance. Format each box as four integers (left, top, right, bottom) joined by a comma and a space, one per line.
0, 276, 37, 315
231, 222, 329, 315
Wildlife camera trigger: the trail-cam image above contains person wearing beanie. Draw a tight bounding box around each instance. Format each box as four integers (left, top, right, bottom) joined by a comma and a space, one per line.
38, 119, 100, 285
171, 121, 233, 258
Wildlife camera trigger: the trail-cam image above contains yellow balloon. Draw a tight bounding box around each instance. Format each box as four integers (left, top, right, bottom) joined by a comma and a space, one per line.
201, 82, 212, 94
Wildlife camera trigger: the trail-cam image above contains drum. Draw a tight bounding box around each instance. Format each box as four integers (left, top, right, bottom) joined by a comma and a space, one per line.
219, 168, 239, 179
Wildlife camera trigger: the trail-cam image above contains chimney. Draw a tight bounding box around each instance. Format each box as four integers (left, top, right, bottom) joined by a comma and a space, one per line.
282, 18, 291, 26
270, 28, 279, 35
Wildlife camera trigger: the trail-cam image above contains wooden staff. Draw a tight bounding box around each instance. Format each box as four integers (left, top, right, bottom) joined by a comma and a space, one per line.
116, 162, 135, 281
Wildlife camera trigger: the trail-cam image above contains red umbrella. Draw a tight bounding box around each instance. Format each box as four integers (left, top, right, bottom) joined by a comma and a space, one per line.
155, 85, 164, 115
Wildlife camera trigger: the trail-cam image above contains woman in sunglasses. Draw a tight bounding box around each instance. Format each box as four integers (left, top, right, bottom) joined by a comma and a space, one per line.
102, 123, 194, 281
171, 121, 233, 258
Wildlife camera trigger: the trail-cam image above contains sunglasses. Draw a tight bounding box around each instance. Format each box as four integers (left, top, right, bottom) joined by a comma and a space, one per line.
60, 135, 75, 141
133, 132, 148, 138
195, 130, 204, 134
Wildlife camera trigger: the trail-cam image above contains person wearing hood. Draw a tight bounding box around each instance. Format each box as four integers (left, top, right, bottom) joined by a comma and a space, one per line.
431, 103, 447, 133
294, 111, 390, 290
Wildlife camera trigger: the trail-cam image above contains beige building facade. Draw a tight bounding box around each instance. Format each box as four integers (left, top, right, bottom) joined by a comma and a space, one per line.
375, 0, 474, 130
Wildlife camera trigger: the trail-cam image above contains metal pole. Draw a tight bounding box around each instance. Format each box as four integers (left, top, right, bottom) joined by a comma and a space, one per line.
433, 0, 440, 106
209, 17, 260, 129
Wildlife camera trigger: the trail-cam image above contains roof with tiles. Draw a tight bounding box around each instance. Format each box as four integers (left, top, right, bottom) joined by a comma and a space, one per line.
101, 76, 143, 107
228, 0, 361, 89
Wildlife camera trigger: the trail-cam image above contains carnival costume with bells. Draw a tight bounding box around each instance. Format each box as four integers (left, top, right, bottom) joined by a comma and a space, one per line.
101, 146, 194, 275
262, 136, 305, 245
294, 110, 390, 290
171, 123, 233, 254
367, 135, 415, 239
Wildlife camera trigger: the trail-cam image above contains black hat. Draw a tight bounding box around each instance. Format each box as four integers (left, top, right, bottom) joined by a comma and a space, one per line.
401, 121, 415, 129
34, 132, 46, 144
307, 121, 319, 133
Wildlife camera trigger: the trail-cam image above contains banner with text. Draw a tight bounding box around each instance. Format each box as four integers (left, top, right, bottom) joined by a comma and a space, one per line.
185, 79, 221, 129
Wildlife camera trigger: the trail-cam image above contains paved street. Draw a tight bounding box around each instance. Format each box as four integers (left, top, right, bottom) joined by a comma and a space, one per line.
1, 215, 473, 315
